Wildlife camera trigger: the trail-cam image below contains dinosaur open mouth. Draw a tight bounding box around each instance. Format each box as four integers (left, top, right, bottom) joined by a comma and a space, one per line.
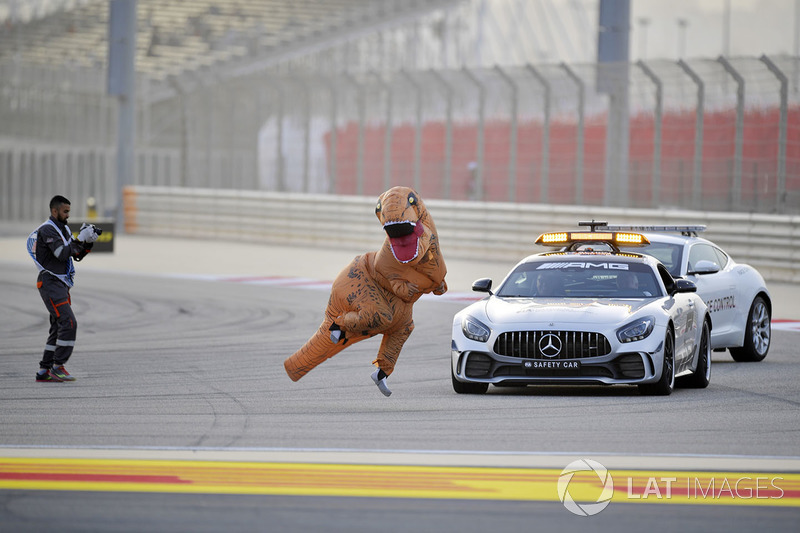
384, 221, 423, 263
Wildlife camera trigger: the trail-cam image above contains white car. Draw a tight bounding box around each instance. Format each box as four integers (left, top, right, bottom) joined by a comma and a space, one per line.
451, 227, 712, 395
612, 224, 771, 362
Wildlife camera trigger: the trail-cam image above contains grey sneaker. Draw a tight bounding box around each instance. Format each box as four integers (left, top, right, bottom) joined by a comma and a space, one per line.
50, 365, 76, 382
371, 368, 392, 397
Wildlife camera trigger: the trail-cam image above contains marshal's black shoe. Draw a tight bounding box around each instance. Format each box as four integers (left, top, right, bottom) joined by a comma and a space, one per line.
35, 370, 63, 383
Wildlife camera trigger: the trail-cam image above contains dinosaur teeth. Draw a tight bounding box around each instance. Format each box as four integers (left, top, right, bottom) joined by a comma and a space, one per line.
383, 221, 416, 239
387, 222, 423, 263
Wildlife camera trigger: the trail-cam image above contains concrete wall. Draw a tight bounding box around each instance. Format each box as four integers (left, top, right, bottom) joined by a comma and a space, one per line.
123, 186, 800, 282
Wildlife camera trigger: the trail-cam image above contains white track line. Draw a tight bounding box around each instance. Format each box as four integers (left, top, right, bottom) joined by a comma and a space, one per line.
1, 445, 799, 471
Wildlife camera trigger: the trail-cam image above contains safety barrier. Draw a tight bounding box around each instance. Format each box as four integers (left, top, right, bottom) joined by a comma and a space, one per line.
123, 186, 800, 282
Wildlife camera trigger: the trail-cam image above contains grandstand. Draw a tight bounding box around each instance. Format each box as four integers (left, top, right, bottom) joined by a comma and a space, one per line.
0, 0, 462, 82
0, 1, 798, 219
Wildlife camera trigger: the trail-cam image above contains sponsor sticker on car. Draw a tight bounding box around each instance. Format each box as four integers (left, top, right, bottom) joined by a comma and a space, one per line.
523, 359, 581, 375
537, 262, 630, 270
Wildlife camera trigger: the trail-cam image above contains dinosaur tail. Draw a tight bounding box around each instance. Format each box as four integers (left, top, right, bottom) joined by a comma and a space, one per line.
284, 322, 352, 381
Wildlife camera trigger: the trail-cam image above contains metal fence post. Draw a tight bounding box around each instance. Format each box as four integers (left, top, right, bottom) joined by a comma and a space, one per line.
344, 72, 365, 195
275, 81, 285, 191
327, 75, 338, 194
108, 0, 137, 232
637, 60, 662, 207
526, 64, 550, 203
299, 77, 311, 193
759, 54, 788, 213
372, 71, 393, 192
401, 70, 423, 192
462, 67, 485, 201
321, 78, 339, 193
429, 69, 453, 199
205, 83, 216, 188
560, 63, 585, 205
677, 59, 705, 210
600, 61, 631, 208
717, 56, 745, 210
168, 77, 189, 187
494, 65, 518, 202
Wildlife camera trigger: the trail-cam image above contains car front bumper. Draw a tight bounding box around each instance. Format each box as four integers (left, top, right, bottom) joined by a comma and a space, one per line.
451, 342, 666, 386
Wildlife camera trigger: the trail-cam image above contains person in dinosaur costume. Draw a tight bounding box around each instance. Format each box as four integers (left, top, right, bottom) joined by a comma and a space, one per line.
283, 186, 447, 396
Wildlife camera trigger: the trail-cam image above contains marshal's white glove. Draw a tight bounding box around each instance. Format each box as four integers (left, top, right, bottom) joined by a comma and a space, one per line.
78, 223, 100, 243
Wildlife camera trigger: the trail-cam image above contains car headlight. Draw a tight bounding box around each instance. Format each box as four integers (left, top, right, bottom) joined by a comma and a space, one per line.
461, 316, 491, 342
617, 316, 655, 343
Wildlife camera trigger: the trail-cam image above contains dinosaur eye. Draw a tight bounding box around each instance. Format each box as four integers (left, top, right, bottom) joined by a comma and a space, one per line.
375, 200, 382, 213
408, 193, 417, 205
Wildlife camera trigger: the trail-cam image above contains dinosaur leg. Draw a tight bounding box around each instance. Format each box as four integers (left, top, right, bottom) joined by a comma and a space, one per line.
284, 318, 369, 381
372, 319, 415, 377
284, 253, 396, 382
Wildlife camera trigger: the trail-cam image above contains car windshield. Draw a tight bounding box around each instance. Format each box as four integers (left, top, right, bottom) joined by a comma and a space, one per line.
619, 242, 683, 277
496, 260, 663, 299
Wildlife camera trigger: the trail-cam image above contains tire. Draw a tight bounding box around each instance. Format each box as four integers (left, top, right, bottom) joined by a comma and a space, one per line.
730, 295, 771, 362
639, 327, 675, 396
451, 366, 489, 394
678, 319, 711, 389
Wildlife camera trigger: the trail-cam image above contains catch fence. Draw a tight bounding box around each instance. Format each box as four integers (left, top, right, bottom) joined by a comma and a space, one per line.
1, 55, 799, 220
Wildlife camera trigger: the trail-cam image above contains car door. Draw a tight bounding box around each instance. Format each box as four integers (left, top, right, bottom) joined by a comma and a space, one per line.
678, 291, 699, 371
657, 264, 693, 367
686, 243, 737, 339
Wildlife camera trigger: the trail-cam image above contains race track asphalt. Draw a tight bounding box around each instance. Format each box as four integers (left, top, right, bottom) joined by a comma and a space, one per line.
1, 230, 799, 532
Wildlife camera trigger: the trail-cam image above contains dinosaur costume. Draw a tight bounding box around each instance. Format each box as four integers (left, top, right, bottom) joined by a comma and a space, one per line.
283, 187, 447, 394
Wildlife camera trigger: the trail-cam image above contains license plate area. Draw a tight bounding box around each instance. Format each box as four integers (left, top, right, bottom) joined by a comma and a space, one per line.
523, 360, 581, 376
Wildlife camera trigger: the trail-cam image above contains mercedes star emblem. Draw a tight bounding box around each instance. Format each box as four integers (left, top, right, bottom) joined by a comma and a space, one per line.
539, 333, 562, 358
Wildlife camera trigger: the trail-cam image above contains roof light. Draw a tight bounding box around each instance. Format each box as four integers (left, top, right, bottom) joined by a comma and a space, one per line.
603, 224, 706, 237
571, 232, 613, 240
615, 232, 648, 244
538, 232, 569, 244
535, 231, 649, 247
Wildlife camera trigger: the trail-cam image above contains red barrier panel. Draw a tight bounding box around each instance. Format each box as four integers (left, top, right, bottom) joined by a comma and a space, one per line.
326, 106, 800, 209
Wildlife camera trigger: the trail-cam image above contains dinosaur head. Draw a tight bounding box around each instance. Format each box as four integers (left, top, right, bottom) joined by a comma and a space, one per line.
375, 186, 431, 264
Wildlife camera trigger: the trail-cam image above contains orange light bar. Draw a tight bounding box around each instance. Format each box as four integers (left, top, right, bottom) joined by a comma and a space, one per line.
535, 230, 650, 247
537, 232, 569, 244
615, 232, 649, 245
571, 232, 613, 240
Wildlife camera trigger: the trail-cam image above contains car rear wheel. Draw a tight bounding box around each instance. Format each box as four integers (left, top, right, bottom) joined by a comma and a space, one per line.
730, 295, 771, 362
639, 327, 675, 396
451, 366, 489, 394
678, 319, 711, 388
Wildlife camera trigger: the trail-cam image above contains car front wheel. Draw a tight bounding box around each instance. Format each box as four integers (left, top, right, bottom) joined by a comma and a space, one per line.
639, 327, 675, 396
730, 295, 771, 362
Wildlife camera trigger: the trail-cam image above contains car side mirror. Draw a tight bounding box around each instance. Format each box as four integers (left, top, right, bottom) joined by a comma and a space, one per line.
673, 278, 697, 294
689, 260, 720, 275
472, 278, 493, 294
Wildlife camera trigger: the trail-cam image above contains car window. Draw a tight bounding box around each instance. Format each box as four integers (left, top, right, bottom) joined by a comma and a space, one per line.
688, 244, 722, 273
496, 261, 663, 298
712, 247, 729, 269
620, 242, 683, 277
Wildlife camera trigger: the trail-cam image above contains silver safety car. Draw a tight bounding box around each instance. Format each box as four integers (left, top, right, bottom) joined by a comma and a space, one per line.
612, 224, 771, 362
451, 225, 712, 395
